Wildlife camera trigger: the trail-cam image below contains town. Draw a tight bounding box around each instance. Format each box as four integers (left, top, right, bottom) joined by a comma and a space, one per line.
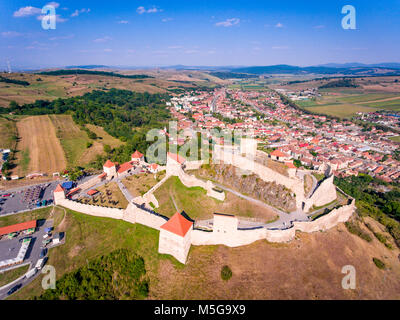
169, 87, 400, 182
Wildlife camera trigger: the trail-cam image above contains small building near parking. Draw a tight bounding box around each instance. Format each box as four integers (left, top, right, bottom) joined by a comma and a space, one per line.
0, 220, 37, 238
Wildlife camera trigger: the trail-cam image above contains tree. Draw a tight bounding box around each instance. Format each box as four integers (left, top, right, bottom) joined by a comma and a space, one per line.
103, 144, 111, 154
221, 265, 232, 281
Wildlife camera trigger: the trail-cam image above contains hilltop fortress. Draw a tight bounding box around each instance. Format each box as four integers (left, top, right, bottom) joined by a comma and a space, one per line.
53, 140, 354, 264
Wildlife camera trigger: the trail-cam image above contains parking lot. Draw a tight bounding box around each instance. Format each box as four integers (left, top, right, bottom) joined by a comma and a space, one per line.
0, 219, 54, 299
0, 181, 61, 216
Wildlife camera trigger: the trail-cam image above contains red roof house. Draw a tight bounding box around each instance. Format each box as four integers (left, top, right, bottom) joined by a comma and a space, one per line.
0, 220, 37, 237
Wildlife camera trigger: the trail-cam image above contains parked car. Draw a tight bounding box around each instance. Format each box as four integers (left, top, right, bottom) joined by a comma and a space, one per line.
7, 284, 22, 295
39, 248, 47, 258
1, 194, 11, 198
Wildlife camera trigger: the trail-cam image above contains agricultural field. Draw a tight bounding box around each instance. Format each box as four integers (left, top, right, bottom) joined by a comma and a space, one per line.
153, 176, 278, 222
49, 115, 93, 167
4, 206, 400, 300
0, 116, 17, 150
303, 103, 381, 118
11, 115, 67, 177
273, 76, 400, 118
3, 114, 126, 181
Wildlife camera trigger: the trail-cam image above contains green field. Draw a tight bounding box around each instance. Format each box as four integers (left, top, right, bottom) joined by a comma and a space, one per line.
0, 265, 30, 287
154, 176, 278, 222
336, 93, 400, 103
301, 92, 400, 118
304, 104, 379, 118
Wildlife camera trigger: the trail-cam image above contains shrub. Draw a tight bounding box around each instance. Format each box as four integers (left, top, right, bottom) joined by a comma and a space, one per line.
345, 221, 372, 242
372, 257, 385, 270
36, 249, 149, 300
221, 265, 232, 281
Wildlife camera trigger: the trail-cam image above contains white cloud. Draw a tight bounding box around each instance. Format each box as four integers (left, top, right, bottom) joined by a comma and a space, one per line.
168, 45, 183, 49
13, 6, 42, 17
162, 17, 173, 22
272, 46, 289, 50
118, 20, 129, 24
137, 6, 162, 14
275, 22, 284, 28
104, 49, 112, 52
215, 18, 240, 27
184, 49, 199, 54
13, 3, 60, 17
71, 8, 90, 17
49, 34, 75, 41
46, 2, 60, 9
93, 36, 112, 43
1, 31, 23, 38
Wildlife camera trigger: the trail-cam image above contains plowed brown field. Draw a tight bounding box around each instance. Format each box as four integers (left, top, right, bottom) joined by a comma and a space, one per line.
12, 115, 66, 176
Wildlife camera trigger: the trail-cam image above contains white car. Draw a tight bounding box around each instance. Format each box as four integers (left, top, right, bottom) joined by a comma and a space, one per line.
43, 234, 49, 239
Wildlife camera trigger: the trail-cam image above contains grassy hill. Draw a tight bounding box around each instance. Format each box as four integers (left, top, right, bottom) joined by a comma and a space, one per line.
0, 70, 221, 108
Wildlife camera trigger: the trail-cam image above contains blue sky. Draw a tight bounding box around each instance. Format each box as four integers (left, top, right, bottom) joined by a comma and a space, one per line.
1, 0, 400, 69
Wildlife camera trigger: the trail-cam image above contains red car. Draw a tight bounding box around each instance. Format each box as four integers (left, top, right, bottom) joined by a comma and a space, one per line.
1, 194, 11, 198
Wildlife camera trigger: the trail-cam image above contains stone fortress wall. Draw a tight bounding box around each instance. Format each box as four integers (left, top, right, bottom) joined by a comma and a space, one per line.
54, 192, 167, 230
191, 200, 355, 247
302, 175, 337, 212
212, 145, 337, 212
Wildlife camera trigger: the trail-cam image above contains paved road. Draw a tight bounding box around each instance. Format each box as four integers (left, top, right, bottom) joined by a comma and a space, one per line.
116, 179, 134, 203
0, 219, 53, 300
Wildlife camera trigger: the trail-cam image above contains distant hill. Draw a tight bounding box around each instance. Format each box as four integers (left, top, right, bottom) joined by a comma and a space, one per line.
231, 64, 400, 76
65, 65, 111, 69
318, 62, 400, 69
37, 69, 153, 79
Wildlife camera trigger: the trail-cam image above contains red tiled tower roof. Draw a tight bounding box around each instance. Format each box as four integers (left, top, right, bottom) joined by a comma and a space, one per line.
103, 160, 115, 168
54, 184, 64, 193
160, 212, 193, 237
132, 150, 144, 159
